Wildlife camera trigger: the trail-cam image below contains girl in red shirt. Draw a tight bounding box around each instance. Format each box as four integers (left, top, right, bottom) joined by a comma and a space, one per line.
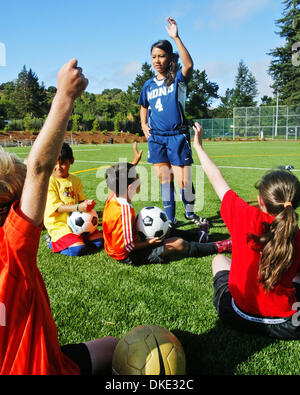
193, 122, 300, 339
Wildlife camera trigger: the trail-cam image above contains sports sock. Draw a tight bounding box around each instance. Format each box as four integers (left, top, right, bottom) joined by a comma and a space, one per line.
180, 184, 195, 216
161, 182, 176, 223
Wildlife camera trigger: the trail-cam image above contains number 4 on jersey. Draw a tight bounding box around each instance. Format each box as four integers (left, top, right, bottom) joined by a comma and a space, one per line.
155, 98, 164, 112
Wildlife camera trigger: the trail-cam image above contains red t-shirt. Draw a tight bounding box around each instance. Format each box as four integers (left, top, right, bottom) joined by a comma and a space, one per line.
0, 202, 80, 375
221, 190, 300, 318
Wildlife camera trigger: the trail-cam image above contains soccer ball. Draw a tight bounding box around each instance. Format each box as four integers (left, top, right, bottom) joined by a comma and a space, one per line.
67, 209, 98, 235
112, 324, 186, 375
136, 206, 170, 240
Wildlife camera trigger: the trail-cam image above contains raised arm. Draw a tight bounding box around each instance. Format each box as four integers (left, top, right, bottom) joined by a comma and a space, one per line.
193, 122, 230, 201
166, 17, 193, 80
132, 142, 143, 166
20, 59, 88, 226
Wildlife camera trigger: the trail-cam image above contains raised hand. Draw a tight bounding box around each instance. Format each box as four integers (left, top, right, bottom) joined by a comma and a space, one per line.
57, 58, 88, 101
165, 17, 178, 39
192, 122, 204, 150
132, 142, 143, 166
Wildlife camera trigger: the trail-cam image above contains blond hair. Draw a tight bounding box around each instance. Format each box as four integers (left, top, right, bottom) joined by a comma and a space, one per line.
0, 150, 27, 205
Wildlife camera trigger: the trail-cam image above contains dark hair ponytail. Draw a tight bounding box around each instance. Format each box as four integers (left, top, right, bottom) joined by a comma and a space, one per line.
151, 40, 179, 87
247, 170, 300, 291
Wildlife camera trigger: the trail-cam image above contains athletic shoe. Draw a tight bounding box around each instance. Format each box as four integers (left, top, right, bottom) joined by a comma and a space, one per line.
197, 223, 209, 243
184, 212, 208, 227
168, 218, 178, 229
214, 239, 232, 253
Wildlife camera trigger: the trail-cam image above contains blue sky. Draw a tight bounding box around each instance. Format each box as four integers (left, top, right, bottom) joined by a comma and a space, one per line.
0, 0, 284, 102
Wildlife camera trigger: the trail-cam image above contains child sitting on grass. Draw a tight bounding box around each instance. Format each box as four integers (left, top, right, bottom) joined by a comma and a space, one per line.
102, 156, 232, 266
192, 121, 300, 339
0, 59, 118, 375
44, 142, 103, 256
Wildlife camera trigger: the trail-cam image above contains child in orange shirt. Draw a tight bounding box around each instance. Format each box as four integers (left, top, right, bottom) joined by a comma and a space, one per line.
102, 160, 232, 266
0, 59, 118, 375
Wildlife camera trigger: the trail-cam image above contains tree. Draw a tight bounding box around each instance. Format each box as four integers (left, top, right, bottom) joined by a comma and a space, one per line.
268, 0, 300, 104
0, 81, 19, 119
126, 62, 155, 120
127, 62, 154, 99
13, 66, 47, 118
71, 114, 81, 132
231, 60, 258, 107
213, 88, 235, 118
260, 95, 276, 106
91, 118, 100, 132
185, 69, 219, 119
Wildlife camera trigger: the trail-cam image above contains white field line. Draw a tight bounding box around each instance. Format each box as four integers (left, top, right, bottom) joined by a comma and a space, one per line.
9, 153, 300, 172
72, 160, 300, 172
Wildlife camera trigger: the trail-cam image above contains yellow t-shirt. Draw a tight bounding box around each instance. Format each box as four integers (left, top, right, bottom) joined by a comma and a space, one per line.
44, 174, 86, 242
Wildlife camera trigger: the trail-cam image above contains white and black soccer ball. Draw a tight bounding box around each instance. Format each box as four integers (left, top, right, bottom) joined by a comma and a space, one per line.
67, 209, 98, 236
136, 206, 170, 240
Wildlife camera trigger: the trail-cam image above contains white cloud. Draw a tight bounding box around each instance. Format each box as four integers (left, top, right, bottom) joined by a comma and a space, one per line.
202, 59, 274, 102
193, 18, 204, 32
250, 60, 274, 98
116, 61, 142, 78
87, 61, 142, 93
203, 61, 235, 82
211, 0, 270, 23
155, 1, 192, 24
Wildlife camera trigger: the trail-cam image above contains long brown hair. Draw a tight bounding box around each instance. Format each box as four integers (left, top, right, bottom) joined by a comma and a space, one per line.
151, 40, 179, 87
248, 170, 300, 291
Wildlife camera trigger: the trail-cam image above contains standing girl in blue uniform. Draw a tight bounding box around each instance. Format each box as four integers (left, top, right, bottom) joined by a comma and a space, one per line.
139, 18, 206, 227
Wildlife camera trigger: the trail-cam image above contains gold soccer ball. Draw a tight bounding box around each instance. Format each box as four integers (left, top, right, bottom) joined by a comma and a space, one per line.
112, 324, 186, 375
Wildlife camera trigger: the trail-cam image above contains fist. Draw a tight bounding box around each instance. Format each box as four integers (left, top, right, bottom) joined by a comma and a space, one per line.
57, 58, 88, 100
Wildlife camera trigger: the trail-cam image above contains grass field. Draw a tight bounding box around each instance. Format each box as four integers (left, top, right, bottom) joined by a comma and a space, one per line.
7, 140, 300, 375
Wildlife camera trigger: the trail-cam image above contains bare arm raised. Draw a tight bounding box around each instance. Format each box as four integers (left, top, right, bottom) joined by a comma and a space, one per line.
20, 59, 88, 226
166, 17, 193, 80
193, 122, 230, 201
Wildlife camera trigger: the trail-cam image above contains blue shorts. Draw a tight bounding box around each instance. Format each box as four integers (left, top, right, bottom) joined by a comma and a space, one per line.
147, 131, 193, 166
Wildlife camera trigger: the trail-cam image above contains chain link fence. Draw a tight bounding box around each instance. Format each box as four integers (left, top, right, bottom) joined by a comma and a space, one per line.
194, 105, 300, 140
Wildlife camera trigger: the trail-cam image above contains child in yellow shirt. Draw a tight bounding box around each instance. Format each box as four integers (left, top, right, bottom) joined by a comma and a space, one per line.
44, 142, 103, 256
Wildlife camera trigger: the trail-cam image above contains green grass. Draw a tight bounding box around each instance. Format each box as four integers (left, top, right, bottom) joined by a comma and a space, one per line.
7, 140, 300, 375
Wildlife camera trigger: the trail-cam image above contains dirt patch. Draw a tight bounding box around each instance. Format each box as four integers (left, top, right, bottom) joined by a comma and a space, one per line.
0, 130, 147, 145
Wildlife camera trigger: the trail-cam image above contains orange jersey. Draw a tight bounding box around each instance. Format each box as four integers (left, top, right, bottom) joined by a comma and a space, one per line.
102, 193, 138, 260
0, 202, 80, 375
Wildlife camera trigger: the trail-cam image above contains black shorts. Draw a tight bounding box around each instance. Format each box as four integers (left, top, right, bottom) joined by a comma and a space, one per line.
61, 343, 92, 375
119, 245, 165, 265
213, 270, 300, 340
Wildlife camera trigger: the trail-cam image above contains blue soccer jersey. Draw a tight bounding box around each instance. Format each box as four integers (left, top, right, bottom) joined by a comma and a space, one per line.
138, 69, 187, 132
